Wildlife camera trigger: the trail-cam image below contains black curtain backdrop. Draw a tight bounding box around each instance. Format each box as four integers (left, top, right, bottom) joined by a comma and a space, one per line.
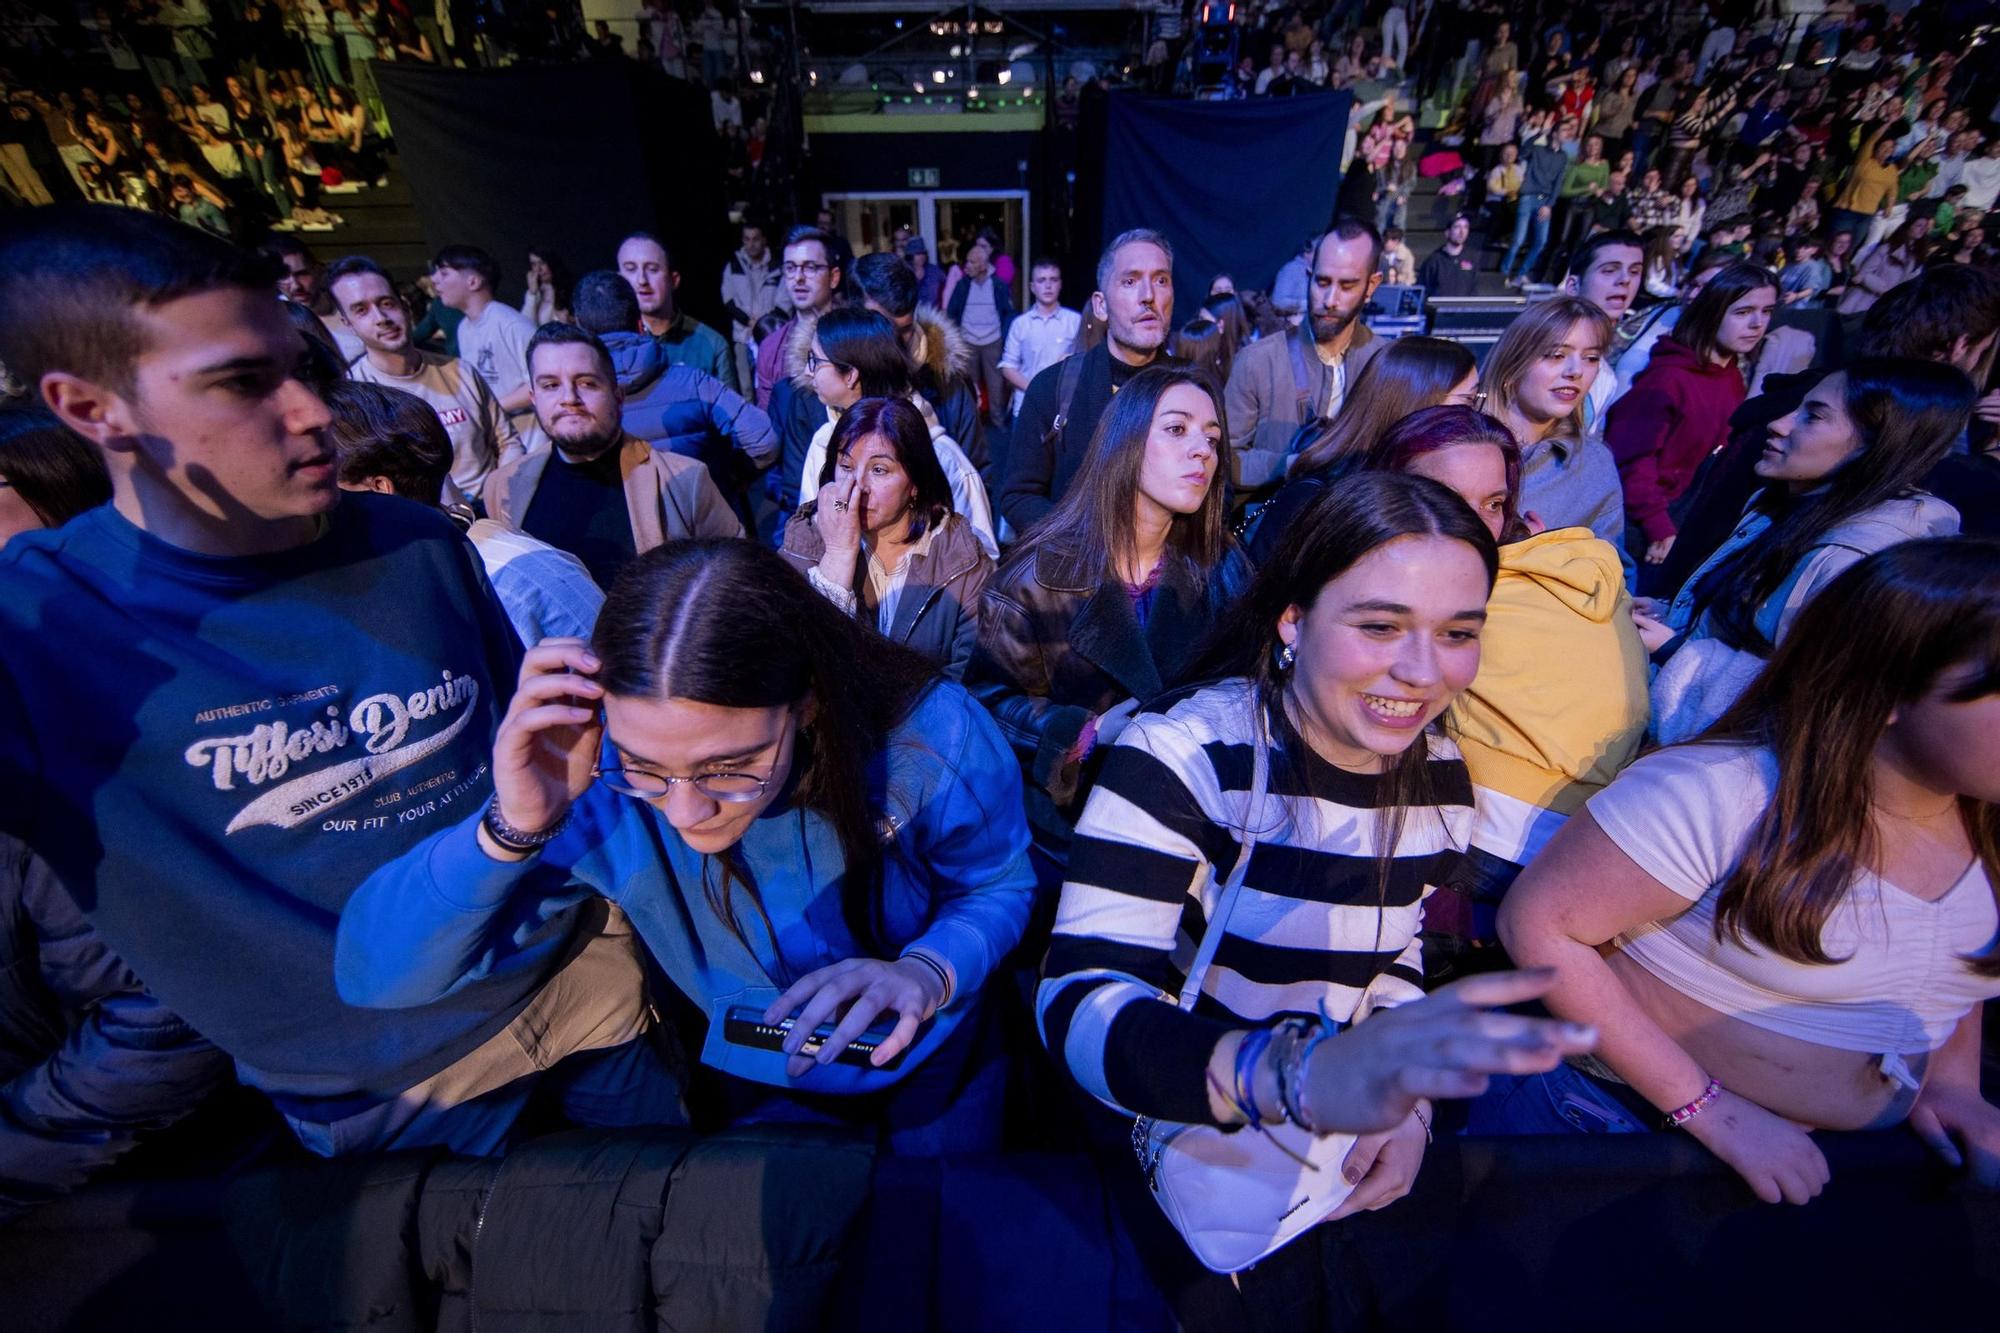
373, 61, 730, 325
1096, 90, 1352, 306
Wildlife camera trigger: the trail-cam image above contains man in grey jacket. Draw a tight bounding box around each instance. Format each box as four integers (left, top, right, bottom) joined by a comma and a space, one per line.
1224, 217, 1385, 500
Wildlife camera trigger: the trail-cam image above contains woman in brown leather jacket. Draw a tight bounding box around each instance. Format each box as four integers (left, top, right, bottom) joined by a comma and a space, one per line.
966, 365, 1253, 880
781, 397, 993, 681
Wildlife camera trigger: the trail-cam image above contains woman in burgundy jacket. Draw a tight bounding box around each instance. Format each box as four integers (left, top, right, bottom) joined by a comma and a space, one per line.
1605, 262, 1778, 581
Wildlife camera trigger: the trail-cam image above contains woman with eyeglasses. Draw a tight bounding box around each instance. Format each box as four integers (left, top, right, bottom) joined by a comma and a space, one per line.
1244, 335, 1479, 565
782, 397, 992, 680
337, 540, 1035, 1153
796, 308, 997, 558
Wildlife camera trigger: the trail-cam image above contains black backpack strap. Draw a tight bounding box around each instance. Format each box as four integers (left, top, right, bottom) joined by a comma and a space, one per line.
1043, 352, 1087, 447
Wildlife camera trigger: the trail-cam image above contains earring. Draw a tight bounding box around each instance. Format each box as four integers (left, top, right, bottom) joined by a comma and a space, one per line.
1275, 642, 1297, 671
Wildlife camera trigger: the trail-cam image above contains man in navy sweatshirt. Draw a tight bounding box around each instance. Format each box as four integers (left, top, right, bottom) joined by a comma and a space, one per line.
0, 205, 682, 1156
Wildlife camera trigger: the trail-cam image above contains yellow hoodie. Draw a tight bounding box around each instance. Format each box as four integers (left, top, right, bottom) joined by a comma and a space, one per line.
1449, 527, 1650, 819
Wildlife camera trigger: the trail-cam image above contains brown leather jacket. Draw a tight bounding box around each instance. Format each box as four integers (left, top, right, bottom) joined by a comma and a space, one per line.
779, 508, 992, 681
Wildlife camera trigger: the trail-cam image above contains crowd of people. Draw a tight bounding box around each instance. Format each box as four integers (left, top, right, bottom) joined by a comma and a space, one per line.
0, 0, 785, 238
2, 2, 2000, 1328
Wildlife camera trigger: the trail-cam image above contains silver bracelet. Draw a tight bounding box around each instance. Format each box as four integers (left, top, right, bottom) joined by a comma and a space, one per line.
481, 796, 569, 852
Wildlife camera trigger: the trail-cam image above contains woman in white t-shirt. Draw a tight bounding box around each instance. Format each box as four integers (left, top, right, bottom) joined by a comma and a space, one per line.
1480, 539, 2000, 1205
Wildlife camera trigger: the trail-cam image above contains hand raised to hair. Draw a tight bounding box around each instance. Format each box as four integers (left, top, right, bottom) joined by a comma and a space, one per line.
491, 639, 603, 837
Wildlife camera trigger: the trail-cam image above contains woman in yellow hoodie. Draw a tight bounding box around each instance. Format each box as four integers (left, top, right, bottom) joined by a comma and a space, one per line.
1363, 405, 1651, 942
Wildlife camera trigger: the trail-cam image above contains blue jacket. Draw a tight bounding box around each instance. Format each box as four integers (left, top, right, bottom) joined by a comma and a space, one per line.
337, 682, 1035, 1095
0, 835, 233, 1221
603, 330, 778, 488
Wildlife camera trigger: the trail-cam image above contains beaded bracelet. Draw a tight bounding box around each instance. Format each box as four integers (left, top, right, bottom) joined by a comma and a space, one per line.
1663, 1077, 1724, 1129
1277, 1003, 1344, 1136
1233, 1025, 1277, 1128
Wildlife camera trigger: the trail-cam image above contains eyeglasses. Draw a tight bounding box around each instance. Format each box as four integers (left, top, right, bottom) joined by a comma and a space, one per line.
1447, 389, 1490, 410
782, 261, 830, 278
805, 349, 848, 374
592, 764, 775, 803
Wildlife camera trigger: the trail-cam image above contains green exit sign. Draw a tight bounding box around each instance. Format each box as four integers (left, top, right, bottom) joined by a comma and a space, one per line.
908, 167, 941, 188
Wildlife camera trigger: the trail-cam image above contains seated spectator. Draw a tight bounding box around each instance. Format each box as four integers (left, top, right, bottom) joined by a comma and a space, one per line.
337, 540, 1035, 1154
1639, 225, 1687, 304
1489, 538, 2000, 1204
1248, 336, 1479, 563
482, 323, 742, 590
518, 246, 574, 326
1838, 218, 1930, 316
1778, 234, 1834, 306
1483, 297, 1625, 553
1640, 359, 1970, 741
1380, 226, 1417, 286
782, 397, 990, 680
0, 403, 112, 546
1039, 472, 1593, 1316
1606, 263, 1778, 576
1417, 214, 1480, 297
968, 366, 1250, 882
324, 380, 606, 647
1361, 407, 1648, 922
795, 308, 996, 559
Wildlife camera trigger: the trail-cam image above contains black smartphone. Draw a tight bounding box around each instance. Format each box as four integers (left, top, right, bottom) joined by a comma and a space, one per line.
723, 1006, 908, 1070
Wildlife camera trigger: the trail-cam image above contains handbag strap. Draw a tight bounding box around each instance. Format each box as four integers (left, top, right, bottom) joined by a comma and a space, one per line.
1172, 698, 1273, 1015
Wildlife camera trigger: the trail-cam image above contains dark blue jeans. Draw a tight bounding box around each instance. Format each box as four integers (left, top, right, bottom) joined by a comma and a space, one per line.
1462, 1060, 1655, 1135
1502, 193, 1553, 280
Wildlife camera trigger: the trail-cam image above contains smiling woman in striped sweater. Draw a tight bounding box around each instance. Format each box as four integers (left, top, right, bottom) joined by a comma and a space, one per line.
1037, 473, 1596, 1320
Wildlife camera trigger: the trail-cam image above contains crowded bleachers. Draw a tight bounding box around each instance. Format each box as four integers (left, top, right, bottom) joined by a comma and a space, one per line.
4, 3, 2000, 1330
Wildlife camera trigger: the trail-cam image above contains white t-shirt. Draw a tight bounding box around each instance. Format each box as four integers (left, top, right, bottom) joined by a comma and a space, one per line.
1588, 742, 2000, 1055
454, 300, 539, 410
347, 350, 522, 498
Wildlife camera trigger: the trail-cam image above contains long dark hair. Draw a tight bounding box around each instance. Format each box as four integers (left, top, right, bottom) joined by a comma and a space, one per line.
1671, 261, 1777, 364
811, 396, 954, 541
0, 403, 112, 529
591, 540, 940, 959
1703, 358, 1974, 654
1290, 336, 1477, 480
1194, 472, 1498, 896
1701, 539, 2000, 974
527, 244, 574, 313
1005, 363, 1232, 587
815, 307, 915, 398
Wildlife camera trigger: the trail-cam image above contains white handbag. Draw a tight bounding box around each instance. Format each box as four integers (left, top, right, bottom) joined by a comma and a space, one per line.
1131, 719, 1360, 1274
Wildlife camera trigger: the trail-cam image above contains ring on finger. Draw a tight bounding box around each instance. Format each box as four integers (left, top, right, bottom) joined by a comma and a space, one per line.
832, 500, 849, 511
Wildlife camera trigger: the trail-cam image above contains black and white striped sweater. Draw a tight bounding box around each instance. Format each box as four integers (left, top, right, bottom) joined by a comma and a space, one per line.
1037, 679, 1474, 1125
